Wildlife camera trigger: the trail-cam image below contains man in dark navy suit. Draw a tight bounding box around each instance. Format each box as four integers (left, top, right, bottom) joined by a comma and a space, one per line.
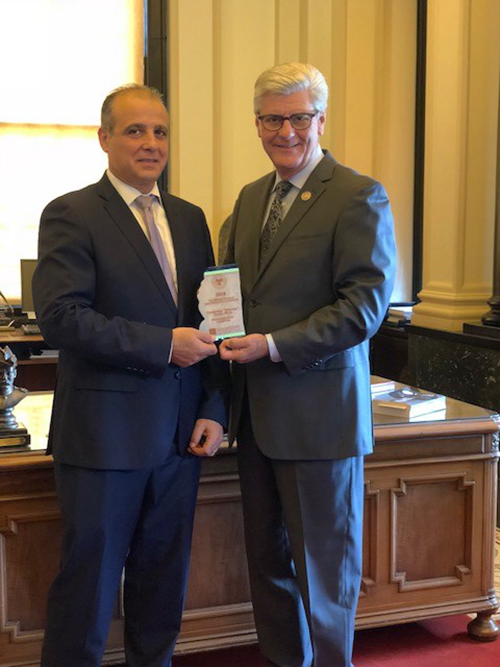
33, 84, 227, 667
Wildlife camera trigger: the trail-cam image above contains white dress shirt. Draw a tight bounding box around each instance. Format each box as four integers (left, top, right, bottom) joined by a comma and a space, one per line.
106, 170, 178, 291
106, 170, 176, 361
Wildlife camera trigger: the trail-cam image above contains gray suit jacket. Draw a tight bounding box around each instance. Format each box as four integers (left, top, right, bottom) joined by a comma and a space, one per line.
225, 151, 396, 460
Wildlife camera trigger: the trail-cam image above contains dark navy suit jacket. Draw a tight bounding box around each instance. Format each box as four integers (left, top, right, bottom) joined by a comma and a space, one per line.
33, 173, 227, 470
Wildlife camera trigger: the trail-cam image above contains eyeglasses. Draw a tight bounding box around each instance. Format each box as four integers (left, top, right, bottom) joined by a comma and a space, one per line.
257, 112, 317, 132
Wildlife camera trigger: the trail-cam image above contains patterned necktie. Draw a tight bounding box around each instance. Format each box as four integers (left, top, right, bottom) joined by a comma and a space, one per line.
259, 180, 293, 265
135, 195, 178, 306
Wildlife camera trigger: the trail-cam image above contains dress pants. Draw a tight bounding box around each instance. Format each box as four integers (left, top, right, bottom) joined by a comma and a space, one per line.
237, 413, 364, 667
41, 451, 201, 667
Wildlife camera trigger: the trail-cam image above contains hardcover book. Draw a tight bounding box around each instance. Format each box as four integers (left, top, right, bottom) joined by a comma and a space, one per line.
372, 386, 446, 418
370, 376, 396, 396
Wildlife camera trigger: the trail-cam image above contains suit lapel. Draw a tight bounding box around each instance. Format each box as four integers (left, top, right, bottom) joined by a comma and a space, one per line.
96, 175, 178, 317
161, 193, 188, 323
256, 153, 337, 278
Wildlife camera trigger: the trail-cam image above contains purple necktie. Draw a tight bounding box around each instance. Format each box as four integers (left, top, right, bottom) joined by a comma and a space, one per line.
135, 195, 178, 306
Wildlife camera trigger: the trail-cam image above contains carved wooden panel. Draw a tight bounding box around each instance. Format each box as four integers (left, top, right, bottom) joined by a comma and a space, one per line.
0, 492, 61, 640
360, 481, 379, 597
391, 473, 474, 591
184, 471, 250, 610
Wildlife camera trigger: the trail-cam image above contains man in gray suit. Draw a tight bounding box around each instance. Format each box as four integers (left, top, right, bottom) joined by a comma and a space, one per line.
219, 63, 396, 667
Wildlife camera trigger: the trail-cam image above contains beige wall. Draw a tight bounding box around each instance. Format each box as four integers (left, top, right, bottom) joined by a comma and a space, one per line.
168, 0, 417, 302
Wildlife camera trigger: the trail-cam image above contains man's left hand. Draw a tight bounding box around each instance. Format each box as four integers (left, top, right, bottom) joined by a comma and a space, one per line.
219, 334, 269, 363
188, 419, 224, 457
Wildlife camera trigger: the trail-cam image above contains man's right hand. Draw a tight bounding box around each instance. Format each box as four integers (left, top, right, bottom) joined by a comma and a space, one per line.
171, 328, 217, 367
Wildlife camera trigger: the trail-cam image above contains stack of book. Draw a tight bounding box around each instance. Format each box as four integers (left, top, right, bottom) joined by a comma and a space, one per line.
370, 376, 396, 396
372, 385, 446, 419
0, 320, 14, 331
0, 304, 14, 329
385, 306, 412, 328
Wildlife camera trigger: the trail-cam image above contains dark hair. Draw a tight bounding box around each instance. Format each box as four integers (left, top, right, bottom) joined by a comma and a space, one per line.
100, 84, 167, 134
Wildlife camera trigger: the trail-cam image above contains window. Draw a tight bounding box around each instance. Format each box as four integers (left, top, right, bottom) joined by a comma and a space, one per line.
0, 0, 144, 301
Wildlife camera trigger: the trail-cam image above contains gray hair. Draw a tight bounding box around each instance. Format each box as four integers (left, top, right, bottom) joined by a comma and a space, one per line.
253, 62, 329, 114
101, 84, 167, 134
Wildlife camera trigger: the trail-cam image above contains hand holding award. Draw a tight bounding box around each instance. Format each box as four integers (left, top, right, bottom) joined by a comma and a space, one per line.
198, 265, 245, 340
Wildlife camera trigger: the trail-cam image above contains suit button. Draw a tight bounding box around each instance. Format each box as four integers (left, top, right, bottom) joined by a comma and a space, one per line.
249, 299, 257, 307
174, 370, 181, 380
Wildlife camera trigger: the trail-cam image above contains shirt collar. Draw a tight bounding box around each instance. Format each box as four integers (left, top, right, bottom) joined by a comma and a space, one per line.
106, 169, 161, 206
273, 145, 324, 192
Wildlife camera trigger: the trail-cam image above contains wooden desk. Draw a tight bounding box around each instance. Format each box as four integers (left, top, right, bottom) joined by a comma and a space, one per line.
0, 392, 497, 666
0, 330, 44, 345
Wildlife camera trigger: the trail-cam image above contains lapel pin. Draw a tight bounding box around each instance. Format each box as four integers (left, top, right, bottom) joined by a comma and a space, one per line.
301, 191, 312, 201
